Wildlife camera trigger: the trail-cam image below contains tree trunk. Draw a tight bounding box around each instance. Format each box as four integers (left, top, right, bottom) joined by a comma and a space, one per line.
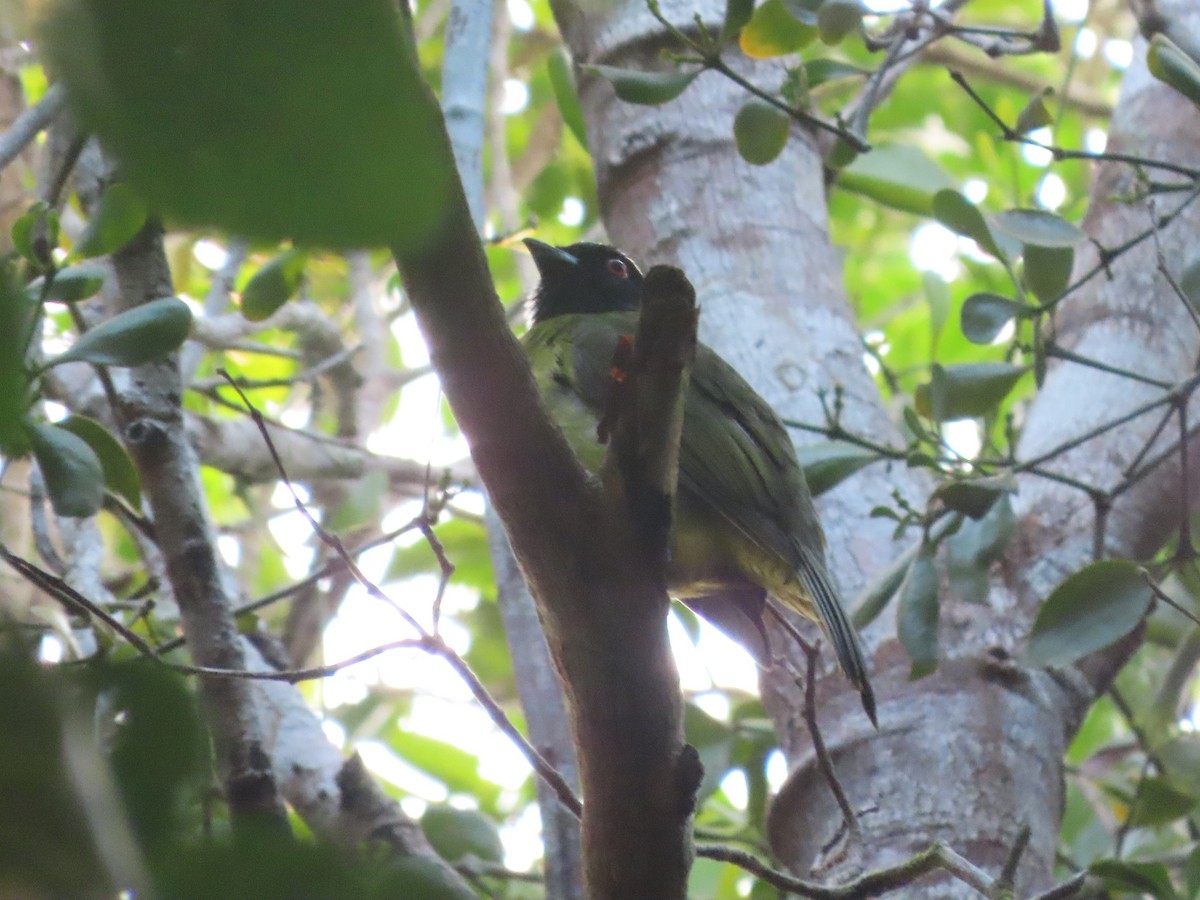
555, 0, 1200, 892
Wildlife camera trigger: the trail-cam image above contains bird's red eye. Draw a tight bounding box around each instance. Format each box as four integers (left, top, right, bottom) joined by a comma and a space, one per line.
607, 258, 629, 278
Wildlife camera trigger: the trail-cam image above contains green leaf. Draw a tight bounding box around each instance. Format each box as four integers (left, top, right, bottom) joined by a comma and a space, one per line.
1185, 844, 1200, 899
12, 201, 59, 270
385, 726, 501, 810
0, 264, 33, 457
1090, 859, 1178, 899
73, 183, 148, 259
897, 544, 939, 679
41, 0, 452, 252
685, 702, 737, 802
853, 544, 914, 628
780, 0, 821, 24
739, 0, 817, 58
795, 441, 878, 495
1148, 33, 1200, 110
992, 208, 1083, 248
924, 271, 951, 351
927, 362, 1028, 421
1026, 560, 1153, 668
816, 0, 863, 45
733, 99, 790, 165
585, 65, 698, 105
547, 51, 588, 148
932, 189, 1004, 260
421, 807, 503, 863
1014, 88, 1053, 135
28, 421, 106, 517
804, 58, 869, 87
946, 496, 1014, 604
26, 264, 107, 304
55, 415, 141, 508
933, 473, 1014, 520
722, 0, 755, 41
960, 292, 1029, 344
1127, 776, 1199, 827
46, 297, 193, 369
839, 145, 955, 216
1023, 244, 1074, 303
241, 248, 307, 322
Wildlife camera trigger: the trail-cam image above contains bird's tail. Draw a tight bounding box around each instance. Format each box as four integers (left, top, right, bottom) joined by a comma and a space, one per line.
797, 550, 876, 727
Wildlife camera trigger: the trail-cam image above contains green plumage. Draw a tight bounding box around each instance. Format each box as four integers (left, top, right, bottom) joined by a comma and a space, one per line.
523, 241, 875, 724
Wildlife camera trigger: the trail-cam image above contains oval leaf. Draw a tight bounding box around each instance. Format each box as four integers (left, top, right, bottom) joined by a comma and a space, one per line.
241, 248, 307, 322
992, 208, 1082, 248
12, 201, 59, 270
933, 473, 1015, 519
73, 183, 149, 259
722, 0, 755, 40
421, 807, 503, 864
817, 0, 863, 45
547, 51, 588, 148
49, 297, 193, 369
960, 292, 1029, 344
55, 415, 141, 508
585, 65, 697, 105
1023, 244, 1073, 303
42, 0, 452, 252
853, 543, 915, 629
839, 145, 955, 217
733, 99, 790, 165
739, 0, 816, 58
1026, 560, 1153, 668
928, 362, 1029, 421
932, 189, 1004, 259
1149, 33, 1200, 110
804, 57, 869, 87
795, 440, 878, 496
897, 544, 939, 679
28, 421, 106, 518
26, 263, 107, 304
0, 265, 33, 457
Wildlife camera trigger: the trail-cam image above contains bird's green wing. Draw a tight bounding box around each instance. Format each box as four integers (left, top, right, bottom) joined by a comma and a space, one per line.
678, 346, 826, 569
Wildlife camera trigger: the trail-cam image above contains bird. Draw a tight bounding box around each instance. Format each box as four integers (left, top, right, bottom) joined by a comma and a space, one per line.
522, 238, 875, 725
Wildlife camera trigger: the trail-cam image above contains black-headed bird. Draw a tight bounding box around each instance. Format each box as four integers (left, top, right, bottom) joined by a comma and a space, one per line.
522, 239, 875, 725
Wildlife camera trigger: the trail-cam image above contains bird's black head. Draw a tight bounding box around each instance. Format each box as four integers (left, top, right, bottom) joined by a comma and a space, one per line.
525, 239, 644, 324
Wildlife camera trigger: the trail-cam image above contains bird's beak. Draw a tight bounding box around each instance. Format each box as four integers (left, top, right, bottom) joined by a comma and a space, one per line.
523, 238, 578, 273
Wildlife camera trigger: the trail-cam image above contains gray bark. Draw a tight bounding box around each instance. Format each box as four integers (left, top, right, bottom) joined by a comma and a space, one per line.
553, 0, 1200, 893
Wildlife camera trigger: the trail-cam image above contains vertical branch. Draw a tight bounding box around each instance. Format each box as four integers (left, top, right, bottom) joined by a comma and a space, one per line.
443, 0, 584, 893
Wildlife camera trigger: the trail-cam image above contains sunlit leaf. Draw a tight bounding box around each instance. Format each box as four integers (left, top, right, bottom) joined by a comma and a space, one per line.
733, 99, 790, 165
1026, 560, 1152, 668
739, 0, 816, 58
45, 297, 193, 369
839, 145, 954, 216
548, 50, 588, 148
241, 248, 307, 322
72, 183, 148, 259
897, 543, 939, 678
42, 0, 452, 251
585, 65, 698, 105
55, 415, 141, 508
992, 208, 1083, 248
28, 421, 106, 517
